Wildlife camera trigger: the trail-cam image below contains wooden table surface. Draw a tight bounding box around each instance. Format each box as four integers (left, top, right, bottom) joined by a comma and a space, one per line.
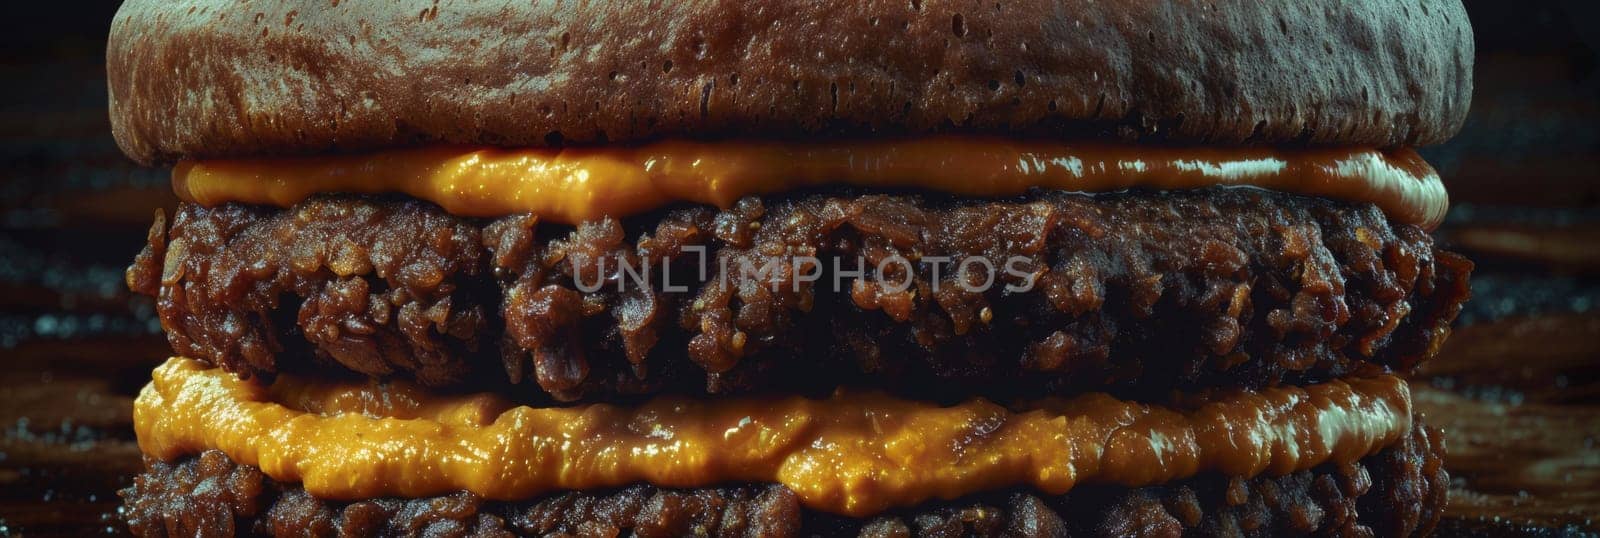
2, 2, 1597, 536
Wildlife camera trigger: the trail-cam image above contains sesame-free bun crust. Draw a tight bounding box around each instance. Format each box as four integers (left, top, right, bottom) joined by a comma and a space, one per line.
107, 0, 1472, 165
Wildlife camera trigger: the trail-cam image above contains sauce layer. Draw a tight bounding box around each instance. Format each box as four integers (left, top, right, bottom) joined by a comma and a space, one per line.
173, 139, 1448, 229
135, 357, 1413, 517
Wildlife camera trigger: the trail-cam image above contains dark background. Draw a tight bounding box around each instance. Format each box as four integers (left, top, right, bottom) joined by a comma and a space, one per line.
0, 1, 1596, 535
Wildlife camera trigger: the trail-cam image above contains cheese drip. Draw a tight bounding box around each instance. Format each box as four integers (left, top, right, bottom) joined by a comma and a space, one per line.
135, 357, 1414, 517
173, 139, 1449, 229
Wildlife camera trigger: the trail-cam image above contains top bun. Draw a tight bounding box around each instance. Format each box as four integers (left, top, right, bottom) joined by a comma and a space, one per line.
107, 0, 1473, 165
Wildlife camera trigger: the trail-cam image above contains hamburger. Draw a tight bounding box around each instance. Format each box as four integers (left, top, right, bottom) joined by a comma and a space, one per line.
110, 1, 1474, 536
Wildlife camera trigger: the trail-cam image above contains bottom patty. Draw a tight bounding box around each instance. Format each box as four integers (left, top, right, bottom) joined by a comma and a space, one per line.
120, 420, 1445, 538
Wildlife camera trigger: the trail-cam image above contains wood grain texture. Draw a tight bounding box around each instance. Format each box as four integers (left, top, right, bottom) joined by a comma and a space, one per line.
1416, 314, 1600, 535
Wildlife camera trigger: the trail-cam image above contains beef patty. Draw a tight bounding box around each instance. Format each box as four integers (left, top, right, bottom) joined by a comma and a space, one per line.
120, 418, 1446, 538
127, 187, 1471, 401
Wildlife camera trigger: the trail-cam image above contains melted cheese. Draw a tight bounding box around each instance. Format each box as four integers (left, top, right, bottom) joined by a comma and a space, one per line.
135, 357, 1414, 517
173, 139, 1448, 229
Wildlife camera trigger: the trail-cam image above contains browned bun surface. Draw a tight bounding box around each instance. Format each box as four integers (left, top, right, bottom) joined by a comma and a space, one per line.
107, 0, 1472, 165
